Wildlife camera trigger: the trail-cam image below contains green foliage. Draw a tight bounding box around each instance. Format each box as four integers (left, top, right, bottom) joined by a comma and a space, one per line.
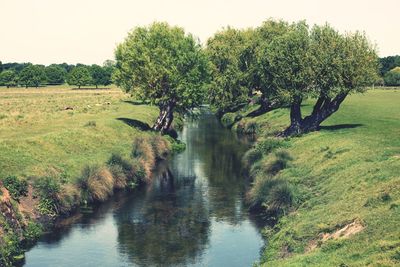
0, 70, 18, 87
249, 175, 295, 215
45, 65, 67, 85
255, 138, 286, 155
380, 55, 400, 75
163, 135, 186, 154
0, 233, 23, 267
1, 176, 28, 200
33, 176, 61, 216
384, 67, 400, 86
220, 112, 238, 128
67, 66, 92, 88
19, 64, 47, 88
23, 222, 43, 243
114, 22, 210, 131
206, 27, 257, 113
77, 165, 114, 202
90, 64, 111, 88
107, 152, 144, 184
242, 148, 263, 168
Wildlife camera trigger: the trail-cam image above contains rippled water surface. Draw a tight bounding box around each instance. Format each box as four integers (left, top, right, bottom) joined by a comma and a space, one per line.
24, 110, 265, 267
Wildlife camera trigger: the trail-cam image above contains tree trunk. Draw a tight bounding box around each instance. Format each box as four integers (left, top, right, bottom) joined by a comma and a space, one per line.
279, 96, 303, 136
279, 92, 349, 137
301, 92, 349, 131
247, 95, 276, 117
152, 102, 175, 134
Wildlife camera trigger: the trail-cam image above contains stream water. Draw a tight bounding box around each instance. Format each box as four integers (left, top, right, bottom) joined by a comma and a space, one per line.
23, 109, 265, 267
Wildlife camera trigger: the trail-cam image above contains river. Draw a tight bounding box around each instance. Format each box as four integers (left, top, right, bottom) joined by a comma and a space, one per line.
23, 109, 265, 267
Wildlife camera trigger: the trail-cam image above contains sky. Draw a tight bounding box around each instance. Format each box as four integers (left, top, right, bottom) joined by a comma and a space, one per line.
0, 0, 399, 65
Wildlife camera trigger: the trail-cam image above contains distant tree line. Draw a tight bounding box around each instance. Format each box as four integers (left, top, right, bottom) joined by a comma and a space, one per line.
379, 56, 400, 86
0, 61, 115, 88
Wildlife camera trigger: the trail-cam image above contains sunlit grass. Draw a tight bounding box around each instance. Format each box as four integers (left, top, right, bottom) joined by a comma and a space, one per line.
0, 85, 158, 181
242, 88, 400, 266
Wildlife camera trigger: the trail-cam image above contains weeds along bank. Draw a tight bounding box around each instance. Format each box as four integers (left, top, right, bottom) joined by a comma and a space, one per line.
0, 86, 184, 266
224, 89, 400, 266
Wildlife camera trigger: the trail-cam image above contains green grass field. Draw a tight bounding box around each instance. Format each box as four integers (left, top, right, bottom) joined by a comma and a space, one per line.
0, 85, 159, 181
239, 89, 400, 266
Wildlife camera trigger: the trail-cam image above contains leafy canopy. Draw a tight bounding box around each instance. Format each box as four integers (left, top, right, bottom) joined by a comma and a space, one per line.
45, 64, 67, 85
206, 27, 256, 112
114, 22, 210, 111
67, 66, 92, 88
19, 64, 47, 88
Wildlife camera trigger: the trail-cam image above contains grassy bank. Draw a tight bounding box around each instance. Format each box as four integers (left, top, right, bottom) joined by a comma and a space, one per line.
0, 85, 179, 266
233, 89, 400, 266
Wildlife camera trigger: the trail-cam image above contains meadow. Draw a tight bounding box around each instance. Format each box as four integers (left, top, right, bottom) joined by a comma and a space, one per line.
235, 88, 400, 266
0, 85, 159, 181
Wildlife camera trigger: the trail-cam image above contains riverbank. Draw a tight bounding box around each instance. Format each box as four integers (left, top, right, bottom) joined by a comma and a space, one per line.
226, 89, 400, 266
0, 86, 182, 266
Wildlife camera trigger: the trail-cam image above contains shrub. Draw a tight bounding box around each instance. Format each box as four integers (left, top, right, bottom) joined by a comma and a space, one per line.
33, 176, 61, 216
244, 121, 258, 134
130, 158, 147, 184
108, 153, 131, 171
57, 184, 81, 213
77, 165, 114, 202
249, 149, 293, 177
242, 148, 263, 168
108, 153, 145, 185
108, 164, 127, 189
0, 233, 23, 267
150, 135, 171, 160
221, 112, 237, 128
131, 136, 155, 166
255, 138, 286, 155
1, 176, 28, 200
164, 135, 186, 154
23, 222, 43, 243
237, 120, 258, 134
248, 175, 295, 215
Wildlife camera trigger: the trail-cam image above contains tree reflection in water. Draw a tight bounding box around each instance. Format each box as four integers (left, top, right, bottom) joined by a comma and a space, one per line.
114, 163, 210, 266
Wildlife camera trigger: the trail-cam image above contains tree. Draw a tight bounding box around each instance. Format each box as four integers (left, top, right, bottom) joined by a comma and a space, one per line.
114, 22, 210, 133
90, 64, 111, 88
0, 70, 18, 88
0, 61, 3, 72
384, 67, 400, 86
67, 66, 92, 89
206, 27, 256, 116
45, 64, 67, 85
379, 55, 400, 75
266, 22, 379, 136
19, 64, 47, 88
250, 19, 291, 117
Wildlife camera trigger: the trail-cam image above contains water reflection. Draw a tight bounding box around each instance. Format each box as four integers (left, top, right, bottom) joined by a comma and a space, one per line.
24, 109, 264, 267
114, 165, 210, 266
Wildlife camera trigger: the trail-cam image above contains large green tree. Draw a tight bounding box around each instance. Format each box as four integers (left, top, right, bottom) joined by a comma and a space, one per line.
67, 66, 92, 89
90, 64, 112, 88
19, 64, 47, 88
251, 19, 291, 117
0, 70, 18, 88
114, 22, 210, 133
206, 27, 256, 116
45, 64, 67, 85
265, 22, 379, 136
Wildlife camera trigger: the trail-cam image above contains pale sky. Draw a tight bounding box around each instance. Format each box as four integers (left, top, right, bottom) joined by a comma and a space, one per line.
0, 0, 399, 65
